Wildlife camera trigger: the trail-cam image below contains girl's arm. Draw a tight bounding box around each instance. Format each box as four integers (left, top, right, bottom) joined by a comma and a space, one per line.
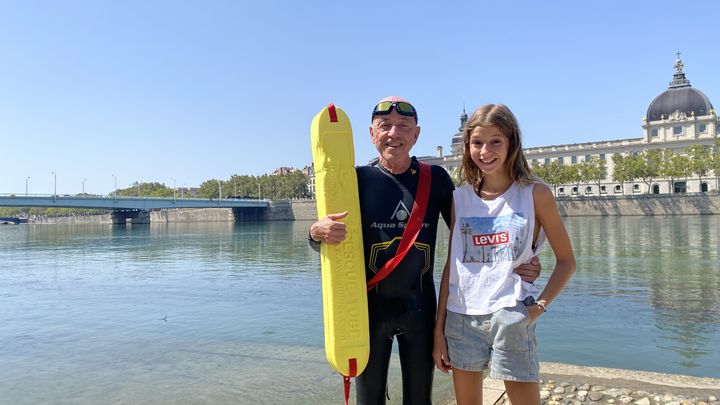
433, 204, 455, 373
529, 183, 576, 319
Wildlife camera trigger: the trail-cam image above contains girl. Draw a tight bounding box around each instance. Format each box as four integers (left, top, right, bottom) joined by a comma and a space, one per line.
433, 104, 575, 405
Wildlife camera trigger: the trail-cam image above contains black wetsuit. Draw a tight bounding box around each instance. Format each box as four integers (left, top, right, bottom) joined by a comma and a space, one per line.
355, 157, 454, 405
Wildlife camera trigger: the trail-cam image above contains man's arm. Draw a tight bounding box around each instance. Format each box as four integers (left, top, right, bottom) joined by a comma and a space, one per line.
514, 256, 542, 283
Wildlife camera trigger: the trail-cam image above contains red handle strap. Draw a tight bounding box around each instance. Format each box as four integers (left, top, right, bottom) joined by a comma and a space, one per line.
366, 162, 431, 291
342, 358, 357, 405
327, 103, 338, 122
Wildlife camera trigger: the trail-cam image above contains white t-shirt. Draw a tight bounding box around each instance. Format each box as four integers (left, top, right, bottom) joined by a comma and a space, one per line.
446, 182, 545, 315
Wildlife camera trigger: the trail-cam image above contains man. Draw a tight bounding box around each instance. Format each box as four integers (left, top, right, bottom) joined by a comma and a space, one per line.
309, 96, 540, 404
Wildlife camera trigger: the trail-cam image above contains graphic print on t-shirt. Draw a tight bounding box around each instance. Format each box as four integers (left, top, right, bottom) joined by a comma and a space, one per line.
458, 214, 527, 263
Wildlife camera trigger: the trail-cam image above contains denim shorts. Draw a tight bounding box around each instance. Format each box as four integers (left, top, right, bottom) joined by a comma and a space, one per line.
444, 299, 539, 382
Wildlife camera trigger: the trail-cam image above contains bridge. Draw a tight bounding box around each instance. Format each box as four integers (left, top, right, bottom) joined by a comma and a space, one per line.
0, 194, 269, 224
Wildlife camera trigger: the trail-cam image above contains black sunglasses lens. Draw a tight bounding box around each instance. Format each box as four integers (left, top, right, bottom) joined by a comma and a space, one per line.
394, 102, 415, 116
372, 101, 416, 117
373, 101, 393, 115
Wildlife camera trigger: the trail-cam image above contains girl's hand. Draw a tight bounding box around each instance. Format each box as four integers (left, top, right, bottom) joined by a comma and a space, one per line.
527, 304, 545, 321
433, 331, 452, 373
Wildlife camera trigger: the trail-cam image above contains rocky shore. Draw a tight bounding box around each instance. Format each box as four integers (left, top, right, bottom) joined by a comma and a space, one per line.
438, 362, 719, 405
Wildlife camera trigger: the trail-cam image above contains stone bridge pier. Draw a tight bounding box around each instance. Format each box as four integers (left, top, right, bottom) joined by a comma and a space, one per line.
111, 209, 151, 225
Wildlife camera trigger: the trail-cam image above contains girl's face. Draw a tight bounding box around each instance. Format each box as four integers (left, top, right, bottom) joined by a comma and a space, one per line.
469, 125, 510, 176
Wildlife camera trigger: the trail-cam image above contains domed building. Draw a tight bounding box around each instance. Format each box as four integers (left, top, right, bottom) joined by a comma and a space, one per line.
643, 57, 715, 145
421, 55, 719, 195
646, 58, 713, 122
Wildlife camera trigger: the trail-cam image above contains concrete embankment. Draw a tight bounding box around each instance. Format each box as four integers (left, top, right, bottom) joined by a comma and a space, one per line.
290, 194, 720, 219
556, 192, 720, 216
23, 193, 720, 224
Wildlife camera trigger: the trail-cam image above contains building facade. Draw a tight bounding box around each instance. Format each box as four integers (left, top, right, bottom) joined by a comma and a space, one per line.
420, 56, 719, 196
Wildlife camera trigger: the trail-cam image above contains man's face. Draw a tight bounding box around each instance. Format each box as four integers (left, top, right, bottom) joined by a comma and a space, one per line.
369, 110, 420, 164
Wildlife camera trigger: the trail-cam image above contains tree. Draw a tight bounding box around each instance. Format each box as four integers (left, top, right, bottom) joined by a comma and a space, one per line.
447, 167, 462, 186
532, 160, 565, 195
585, 156, 606, 191
612, 153, 633, 195
661, 150, 690, 193
686, 144, 712, 188
639, 149, 663, 191
563, 163, 582, 196
198, 179, 222, 198
228, 175, 256, 198
276, 170, 311, 199
116, 182, 173, 197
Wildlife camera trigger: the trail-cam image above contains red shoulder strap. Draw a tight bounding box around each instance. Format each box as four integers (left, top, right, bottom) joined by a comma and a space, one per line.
366, 162, 431, 291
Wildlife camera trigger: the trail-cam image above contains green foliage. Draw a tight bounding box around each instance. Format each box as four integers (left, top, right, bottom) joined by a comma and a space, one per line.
637, 149, 663, 187
686, 144, 711, 181
448, 167, 462, 187
661, 150, 691, 184
532, 160, 565, 194
197, 171, 311, 200
562, 162, 581, 192
0, 207, 107, 217
198, 179, 223, 199
583, 156, 606, 188
116, 182, 173, 197
611, 154, 632, 190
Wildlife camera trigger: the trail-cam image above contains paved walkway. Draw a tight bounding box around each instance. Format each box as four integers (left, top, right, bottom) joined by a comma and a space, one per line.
438, 362, 719, 405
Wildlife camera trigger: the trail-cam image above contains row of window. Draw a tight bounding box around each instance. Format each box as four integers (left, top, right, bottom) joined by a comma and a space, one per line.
558, 184, 646, 196
650, 124, 707, 137
557, 182, 710, 196
532, 153, 606, 166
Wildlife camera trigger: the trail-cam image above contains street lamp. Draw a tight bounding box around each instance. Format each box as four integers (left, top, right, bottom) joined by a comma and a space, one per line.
51, 171, 56, 201
82, 178, 87, 194
112, 174, 117, 202
217, 180, 222, 203
25, 177, 30, 197
171, 177, 176, 202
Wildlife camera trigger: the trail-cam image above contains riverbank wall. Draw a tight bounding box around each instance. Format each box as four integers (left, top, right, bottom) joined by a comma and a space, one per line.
555, 192, 720, 216
284, 193, 720, 220
21, 193, 720, 224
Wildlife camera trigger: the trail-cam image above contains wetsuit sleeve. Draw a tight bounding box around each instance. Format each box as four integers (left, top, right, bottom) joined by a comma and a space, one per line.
308, 231, 321, 252
433, 165, 455, 228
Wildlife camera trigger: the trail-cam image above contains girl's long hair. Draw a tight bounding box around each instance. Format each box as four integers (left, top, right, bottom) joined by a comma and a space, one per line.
460, 104, 536, 190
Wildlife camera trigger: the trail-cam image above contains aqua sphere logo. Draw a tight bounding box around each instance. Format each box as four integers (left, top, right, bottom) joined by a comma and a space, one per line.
391, 201, 410, 221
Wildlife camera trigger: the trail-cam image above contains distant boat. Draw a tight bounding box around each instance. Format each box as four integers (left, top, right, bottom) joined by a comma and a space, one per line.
0, 217, 28, 225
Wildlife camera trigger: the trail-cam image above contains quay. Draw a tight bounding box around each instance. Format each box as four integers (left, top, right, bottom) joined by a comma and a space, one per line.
2, 192, 719, 225
0, 194, 268, 224
433, 363, 720, 405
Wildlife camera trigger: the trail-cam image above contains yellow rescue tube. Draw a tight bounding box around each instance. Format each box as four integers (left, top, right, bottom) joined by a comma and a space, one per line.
310, 104, 369, 378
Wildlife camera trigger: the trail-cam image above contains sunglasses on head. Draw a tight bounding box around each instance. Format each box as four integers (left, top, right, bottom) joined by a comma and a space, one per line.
371, 101, 417, 120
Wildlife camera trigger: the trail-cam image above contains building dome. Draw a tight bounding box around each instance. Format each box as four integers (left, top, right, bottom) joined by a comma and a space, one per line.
450, 107, 468, 155
646, 57, 713, 121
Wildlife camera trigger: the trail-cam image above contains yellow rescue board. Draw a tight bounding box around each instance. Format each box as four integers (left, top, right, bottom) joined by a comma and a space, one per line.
310, 104, 369, 378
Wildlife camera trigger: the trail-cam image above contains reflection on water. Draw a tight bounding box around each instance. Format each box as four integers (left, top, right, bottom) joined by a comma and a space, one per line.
531, 216, 720, 375
0, 217, 718, 404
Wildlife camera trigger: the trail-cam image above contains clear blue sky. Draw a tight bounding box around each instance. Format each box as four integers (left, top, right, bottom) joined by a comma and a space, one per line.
2, 1, 719, 195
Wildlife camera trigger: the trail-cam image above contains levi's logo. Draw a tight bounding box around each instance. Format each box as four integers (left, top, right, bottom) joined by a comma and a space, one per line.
472, 232, 509, 246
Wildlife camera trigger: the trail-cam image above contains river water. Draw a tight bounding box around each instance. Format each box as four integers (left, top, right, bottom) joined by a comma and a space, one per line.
0, 216, 718, 404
